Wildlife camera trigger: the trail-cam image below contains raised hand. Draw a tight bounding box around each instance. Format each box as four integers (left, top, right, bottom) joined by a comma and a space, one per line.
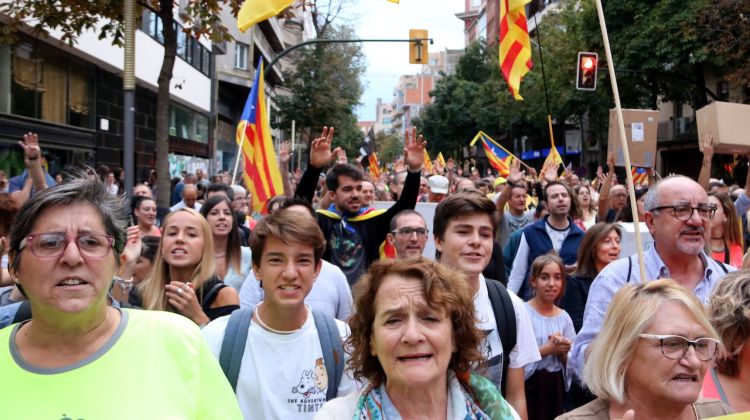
309, 126, 335, 168
607, 151, 615, 172
279, 140, 291, 165
542, 160, 559, 183
507, 158, 524, 184
334, 147, 348, 165
701, 132, 715, 159
20, 132, 41, 163
121, 225, 142, 266
403, 126, 426, 172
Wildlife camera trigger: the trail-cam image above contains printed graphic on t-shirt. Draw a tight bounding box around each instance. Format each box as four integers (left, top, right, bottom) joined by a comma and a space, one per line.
481, 328, 504, 387
329, 226, 366, 284
288, 358, 329, 413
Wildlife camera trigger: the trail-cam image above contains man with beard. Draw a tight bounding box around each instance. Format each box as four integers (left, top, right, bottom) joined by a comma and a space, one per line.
507, 181, 584, 300
570, 175, 734, 381
295, 126, 424, 285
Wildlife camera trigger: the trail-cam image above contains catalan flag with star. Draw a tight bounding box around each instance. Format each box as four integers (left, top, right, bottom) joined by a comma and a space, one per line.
470, 131, 515, 177
500, 0, 533, 100
236, 59, 284, 213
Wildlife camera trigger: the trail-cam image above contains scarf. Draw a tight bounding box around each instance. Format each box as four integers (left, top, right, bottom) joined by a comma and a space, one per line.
352, 371, 516, 420
318, 204, 386, 234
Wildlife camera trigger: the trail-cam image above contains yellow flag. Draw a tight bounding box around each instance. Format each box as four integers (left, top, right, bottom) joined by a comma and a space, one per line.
423, 149, 433, 173
387, 0, 400, 3
237, 0, 295, 32
436, 152, 446, 168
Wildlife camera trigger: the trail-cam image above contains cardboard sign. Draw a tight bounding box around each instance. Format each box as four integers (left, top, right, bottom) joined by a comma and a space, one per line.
696, 101, 750, 154
607, 109, 659, 168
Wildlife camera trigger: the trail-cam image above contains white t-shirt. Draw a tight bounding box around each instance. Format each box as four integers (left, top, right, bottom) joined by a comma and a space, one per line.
473, 275, 541, 389
202, 307, 356, 420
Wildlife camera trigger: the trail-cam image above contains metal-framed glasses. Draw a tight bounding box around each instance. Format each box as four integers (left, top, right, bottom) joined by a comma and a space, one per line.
649, 204, 717, 221
639, 334, 720, 361
392, 227, 429, 237
20, 233, 115, 258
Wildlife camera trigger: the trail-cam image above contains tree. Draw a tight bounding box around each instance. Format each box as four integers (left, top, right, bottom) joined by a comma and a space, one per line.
0, 0, 242, 207
274, 25, 365, 158
691, 0, 750, 85
375, 131, 403, 166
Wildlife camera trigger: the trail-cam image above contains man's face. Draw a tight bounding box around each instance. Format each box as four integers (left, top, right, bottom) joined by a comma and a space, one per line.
330, 175, 362, 215
387, 213, 428, 259
509, 186, 527, 213
419, 178, 429, 195
391, 172, 407, 199
435, 212, 494, 277
610, 185, 627, 210
546, 184, 571, 218
196, 169, 204, 180
428, 192, 446, 203
232, 191, 248, 212
644, 178, 710, 257
360, 181, 375, 206
133, 185, 152, 198
182, 188, 198, 208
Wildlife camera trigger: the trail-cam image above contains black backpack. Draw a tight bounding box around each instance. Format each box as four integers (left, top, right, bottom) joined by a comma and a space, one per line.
485, 277, 517, 396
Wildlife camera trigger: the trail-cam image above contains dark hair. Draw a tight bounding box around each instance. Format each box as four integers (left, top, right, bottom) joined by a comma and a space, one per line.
9, 178, 128, 274
206, 183, 234, 200
277, 196, 317, 219
543, 181, 569, 201
200, 195, 242, 274
139, 235, 161, 263
250, 207, 326, 268
545, 181, 576, 218
348, 258, 483, 386
709, 191, 743, 248
433, 191, 497, 241
325, 164, 363, 192
389, 209, 425, 231
529, 251, 567, 304
574, 223, 622, 279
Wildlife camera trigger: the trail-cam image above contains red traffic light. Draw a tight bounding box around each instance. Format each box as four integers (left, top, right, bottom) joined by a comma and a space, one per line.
576, 52, 598, 91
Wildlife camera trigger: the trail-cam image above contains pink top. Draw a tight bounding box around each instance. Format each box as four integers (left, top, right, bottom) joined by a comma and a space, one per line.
711, 242, 743, 268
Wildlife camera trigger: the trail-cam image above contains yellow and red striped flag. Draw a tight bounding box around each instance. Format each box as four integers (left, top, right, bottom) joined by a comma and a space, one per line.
499, 0, 533, 100
631, 167, 648, 185
236, 59, 284, 213
237, 0, 295, 32
368, 153, 381, 179
423, 149, 434, 173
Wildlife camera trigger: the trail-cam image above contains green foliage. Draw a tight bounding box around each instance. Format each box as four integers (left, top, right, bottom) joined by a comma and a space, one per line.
275, 25, 366, 156
375, 131, 403, 166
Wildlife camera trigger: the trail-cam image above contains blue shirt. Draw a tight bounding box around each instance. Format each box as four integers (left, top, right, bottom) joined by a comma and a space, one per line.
569, 244, 734, 381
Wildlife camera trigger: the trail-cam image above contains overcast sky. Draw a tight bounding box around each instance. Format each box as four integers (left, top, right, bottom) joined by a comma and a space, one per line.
351, 1, 466, 121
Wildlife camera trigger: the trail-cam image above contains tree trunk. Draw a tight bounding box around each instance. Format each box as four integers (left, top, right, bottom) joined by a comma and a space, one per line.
692, 63, 709, 110
155, 0, 177, 208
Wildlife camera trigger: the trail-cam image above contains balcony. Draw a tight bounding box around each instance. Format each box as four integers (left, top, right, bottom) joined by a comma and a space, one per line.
657, 116, 696, 142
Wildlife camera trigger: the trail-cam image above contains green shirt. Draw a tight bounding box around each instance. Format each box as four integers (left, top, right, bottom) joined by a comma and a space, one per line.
0, 308, 242, 419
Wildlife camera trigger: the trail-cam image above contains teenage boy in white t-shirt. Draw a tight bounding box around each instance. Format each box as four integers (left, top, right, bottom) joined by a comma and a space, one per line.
202, 208, 355, 419
434, 191, 541, 420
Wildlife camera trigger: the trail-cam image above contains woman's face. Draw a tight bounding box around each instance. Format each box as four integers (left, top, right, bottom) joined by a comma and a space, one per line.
107, 173, 115, 184
135, 199, 157, 227
14, 203, 116, 314
369, 275, 455, 392
161, 212, 205, 269
206, 201, 234, 237
626, 301, 711, 408
708, 196, 725, 234
595, 230, 621, 268
577, 187, 591, 207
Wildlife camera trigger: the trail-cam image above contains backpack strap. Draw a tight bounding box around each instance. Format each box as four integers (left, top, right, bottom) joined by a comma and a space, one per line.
485, 278, 517, 396
219, 307, 253, 391
12, 300, 32, 324
202, 281, 225, 308
312, 309, 345, 401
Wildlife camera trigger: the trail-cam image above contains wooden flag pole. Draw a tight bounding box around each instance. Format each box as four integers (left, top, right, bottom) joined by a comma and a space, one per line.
594, 0, 647, 281
231, 130, 244, 187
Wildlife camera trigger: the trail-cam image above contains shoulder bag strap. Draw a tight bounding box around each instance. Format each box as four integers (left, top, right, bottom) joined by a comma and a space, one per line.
312, 309, 345, 401
219, 307, 253, 391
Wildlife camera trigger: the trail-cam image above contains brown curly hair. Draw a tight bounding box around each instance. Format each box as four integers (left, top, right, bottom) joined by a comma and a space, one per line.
708, 271, 750, 376
347, 257, 484, 386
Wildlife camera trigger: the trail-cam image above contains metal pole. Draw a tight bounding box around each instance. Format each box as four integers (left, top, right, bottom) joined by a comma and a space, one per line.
122, 0, 135, 197
291, 119, 296, 171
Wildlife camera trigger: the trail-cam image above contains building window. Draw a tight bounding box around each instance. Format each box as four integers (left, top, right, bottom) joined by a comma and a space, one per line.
235, 43, 248, 70
3, 39, 94, 129
169, 103, 209, 144
141, 11, 211, 76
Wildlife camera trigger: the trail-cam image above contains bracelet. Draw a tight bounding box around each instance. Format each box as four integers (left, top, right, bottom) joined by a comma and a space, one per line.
114, 276, 134, 293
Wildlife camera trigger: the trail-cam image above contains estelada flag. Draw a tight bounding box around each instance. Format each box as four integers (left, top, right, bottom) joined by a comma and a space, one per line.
500, 0, 533, 100
631, 167, 648, 185
471, 131, 514, 177
368, 153, 381, 179
236, 59, 284, 213
238, 0, 295, 32
436, 152, 446, 168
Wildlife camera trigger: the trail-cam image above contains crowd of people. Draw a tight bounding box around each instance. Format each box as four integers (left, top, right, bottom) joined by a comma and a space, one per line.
0, 127, 748, 419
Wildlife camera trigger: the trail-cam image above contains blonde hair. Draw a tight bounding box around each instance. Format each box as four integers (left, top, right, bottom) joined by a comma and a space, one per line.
708, 271, 750, 376
583, 279, 718, 404
139, 208, 215, 312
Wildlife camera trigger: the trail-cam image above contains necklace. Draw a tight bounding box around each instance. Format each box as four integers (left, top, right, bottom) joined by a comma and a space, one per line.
253, 305, 303, 335
692, 403, 698, 419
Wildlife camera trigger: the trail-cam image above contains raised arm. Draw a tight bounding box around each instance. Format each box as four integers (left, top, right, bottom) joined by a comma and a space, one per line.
278, 140, 294, 197
20, 133, 47, 193
697, 132, 714, 191
597, 152, 615, 220
294, 127, 339, 203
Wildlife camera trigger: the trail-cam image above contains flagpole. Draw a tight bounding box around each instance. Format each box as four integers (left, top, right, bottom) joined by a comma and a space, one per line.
532, 13, 551, 117
594, 0, 647, 281
231, 128, 243, 186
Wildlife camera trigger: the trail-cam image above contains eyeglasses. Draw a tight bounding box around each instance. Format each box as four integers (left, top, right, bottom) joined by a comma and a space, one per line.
20, 233, 114, 258
639, 334, 719, 361
649, 204, 717, 222
392, 227, 429, 237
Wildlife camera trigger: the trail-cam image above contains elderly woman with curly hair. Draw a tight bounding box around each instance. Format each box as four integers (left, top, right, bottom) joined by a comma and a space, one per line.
316, 258, 519, 419
702, 271, 750, 412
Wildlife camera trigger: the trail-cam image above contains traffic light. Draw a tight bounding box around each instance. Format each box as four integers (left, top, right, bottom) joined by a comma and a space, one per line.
576, 52, 598, 91
409, 29, 428, 64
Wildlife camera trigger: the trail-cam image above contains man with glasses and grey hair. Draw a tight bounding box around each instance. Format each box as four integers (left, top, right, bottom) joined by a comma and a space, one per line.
570, 175, 735, 389
385, 210, 429, 259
